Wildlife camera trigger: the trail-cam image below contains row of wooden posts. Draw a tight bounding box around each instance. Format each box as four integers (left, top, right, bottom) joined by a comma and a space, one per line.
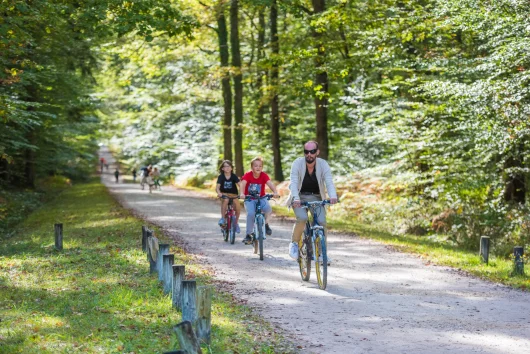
53, 224, 209, 354
142, 226, 210, 354
479, 236, 525, 275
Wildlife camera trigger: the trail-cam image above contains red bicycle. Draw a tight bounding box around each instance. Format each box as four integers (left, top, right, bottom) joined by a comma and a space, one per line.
220, 195, 238, 244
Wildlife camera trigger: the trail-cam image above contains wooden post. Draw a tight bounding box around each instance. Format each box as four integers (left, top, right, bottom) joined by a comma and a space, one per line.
196, 286, 212, 345
181, 280, 197, 324
142, 226, 147, 252
163, 254, 175, 294
172, 265, 185, 310
479, 236, 490, 264
157, 244, 170, 281
173, 321, 202, 354
147, 230, 157, 274
514, 246, 525, 275
54, 223, 63, 251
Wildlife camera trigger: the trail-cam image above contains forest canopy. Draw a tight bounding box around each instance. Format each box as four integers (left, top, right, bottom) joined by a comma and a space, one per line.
2, 0, 530, 254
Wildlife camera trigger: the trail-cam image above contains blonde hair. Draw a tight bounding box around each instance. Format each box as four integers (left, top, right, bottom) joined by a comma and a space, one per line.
250, 156, 263, 167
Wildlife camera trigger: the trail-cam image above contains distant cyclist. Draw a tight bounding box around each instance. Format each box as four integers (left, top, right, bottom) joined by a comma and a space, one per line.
286, 141, 337, 260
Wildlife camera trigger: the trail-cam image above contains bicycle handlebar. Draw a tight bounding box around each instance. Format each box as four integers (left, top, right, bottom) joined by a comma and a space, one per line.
297, 199, 339, 208
243, 194, 274, 201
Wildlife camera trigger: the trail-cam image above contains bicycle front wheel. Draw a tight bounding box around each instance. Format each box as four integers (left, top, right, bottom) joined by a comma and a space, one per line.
314, 231, 327, 290
298, 236, 311, 281
229, 215, 236, 244
256, 215, 265, 261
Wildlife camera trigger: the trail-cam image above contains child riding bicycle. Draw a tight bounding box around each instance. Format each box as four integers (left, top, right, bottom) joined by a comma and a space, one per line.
239, 157, 280, 245
216, 160, 241, 233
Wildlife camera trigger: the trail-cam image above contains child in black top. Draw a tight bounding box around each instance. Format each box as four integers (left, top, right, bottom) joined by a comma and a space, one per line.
216, 160, 241, 233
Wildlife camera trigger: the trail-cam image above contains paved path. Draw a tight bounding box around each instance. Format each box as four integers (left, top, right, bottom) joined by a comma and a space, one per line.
100, 147, 530, 354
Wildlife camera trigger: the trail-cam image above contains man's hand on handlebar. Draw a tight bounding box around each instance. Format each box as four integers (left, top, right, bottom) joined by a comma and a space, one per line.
273, 193, 280, 199
292, 199, 301, 208
330, 197, 338, 205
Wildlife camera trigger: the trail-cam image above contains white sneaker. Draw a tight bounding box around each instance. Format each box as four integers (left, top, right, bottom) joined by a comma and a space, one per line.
289, 242, 299, 260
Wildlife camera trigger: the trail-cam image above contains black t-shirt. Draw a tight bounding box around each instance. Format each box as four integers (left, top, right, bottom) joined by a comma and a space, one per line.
301, 167, 320, 194
217, 173, 240, 194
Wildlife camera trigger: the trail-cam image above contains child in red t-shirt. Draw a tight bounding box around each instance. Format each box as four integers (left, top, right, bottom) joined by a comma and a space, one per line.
239, 157, 279, 244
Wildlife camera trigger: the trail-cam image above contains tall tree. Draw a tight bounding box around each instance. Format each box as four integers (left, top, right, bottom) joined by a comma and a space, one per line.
216, 1, 233, 161
270, 0, 284, 180
311, 0, 329, 160
230, 0, 244, 175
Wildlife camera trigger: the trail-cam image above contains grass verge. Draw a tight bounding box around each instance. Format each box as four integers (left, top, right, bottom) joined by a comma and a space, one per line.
0, 178, 295, 353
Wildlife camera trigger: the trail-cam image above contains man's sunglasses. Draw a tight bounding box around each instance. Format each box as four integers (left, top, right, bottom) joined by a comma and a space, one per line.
304, 149, 318, 155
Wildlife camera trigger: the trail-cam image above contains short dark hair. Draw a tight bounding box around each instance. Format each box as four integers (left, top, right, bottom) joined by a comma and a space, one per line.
219, 160, 234, 173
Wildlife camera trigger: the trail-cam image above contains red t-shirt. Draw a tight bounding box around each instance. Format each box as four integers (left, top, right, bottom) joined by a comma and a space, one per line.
242, 171, 270, 196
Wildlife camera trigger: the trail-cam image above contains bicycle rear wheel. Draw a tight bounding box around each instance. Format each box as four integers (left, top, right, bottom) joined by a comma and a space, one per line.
314, 230, 327, 290
298, 235, 311, 281
229, 215, 236, 244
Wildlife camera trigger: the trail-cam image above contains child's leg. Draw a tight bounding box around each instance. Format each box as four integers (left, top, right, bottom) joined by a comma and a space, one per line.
221, 198, 228, 219
244, 200, 256, 235
262, 199, 272, 223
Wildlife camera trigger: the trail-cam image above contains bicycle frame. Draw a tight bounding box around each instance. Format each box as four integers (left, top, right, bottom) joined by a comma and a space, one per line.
221, 195, 238, 244
299, 200, 331, 290
244, 194, 273, 260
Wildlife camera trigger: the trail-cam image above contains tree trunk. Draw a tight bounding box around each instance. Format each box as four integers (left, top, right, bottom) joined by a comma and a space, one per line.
217, 4, 233, 161
23, 135, 36, 188
230, 0, 244, 175
256, 8, 267, 129
503, 145, 526, 204
311, 0, 329, 160
270, 0, 283, 181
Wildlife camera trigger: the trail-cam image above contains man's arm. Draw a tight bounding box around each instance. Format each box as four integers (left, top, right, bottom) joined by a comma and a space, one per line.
322, 162, 338, 204
289, 159, 302, 208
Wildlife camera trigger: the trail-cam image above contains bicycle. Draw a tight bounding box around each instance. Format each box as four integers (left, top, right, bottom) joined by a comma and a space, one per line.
297, 200, 332, 290
220, 195, 239, 244
244, 194, 274, 261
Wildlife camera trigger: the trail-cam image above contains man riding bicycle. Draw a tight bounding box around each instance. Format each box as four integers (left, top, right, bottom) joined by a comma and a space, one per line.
286, 141, 338, 261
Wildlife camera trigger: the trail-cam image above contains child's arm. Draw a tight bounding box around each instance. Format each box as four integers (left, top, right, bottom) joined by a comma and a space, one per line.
266, 180, 280, 198
216, 183, 222, 198
239, 180, 247, 199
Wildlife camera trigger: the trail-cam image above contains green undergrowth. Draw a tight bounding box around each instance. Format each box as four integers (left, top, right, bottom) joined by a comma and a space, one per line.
0, 176, 72, 237
0, 178, 294, 353
178, 184, 530, 291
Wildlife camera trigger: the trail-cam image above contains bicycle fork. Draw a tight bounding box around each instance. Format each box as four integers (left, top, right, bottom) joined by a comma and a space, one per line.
311, 225, 325, 261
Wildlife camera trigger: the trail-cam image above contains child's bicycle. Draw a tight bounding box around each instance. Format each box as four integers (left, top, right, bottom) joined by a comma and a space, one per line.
297, 200, 332, 290
244, 194, 274, 261
219, 195, 239, 244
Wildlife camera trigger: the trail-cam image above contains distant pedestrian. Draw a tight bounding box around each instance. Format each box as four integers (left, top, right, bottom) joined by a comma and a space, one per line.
132, 168, 137, 183
114, 168, 119, 183
140, 166, 148, 189
100, 157, 105, 173
152, 167, 161, 190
